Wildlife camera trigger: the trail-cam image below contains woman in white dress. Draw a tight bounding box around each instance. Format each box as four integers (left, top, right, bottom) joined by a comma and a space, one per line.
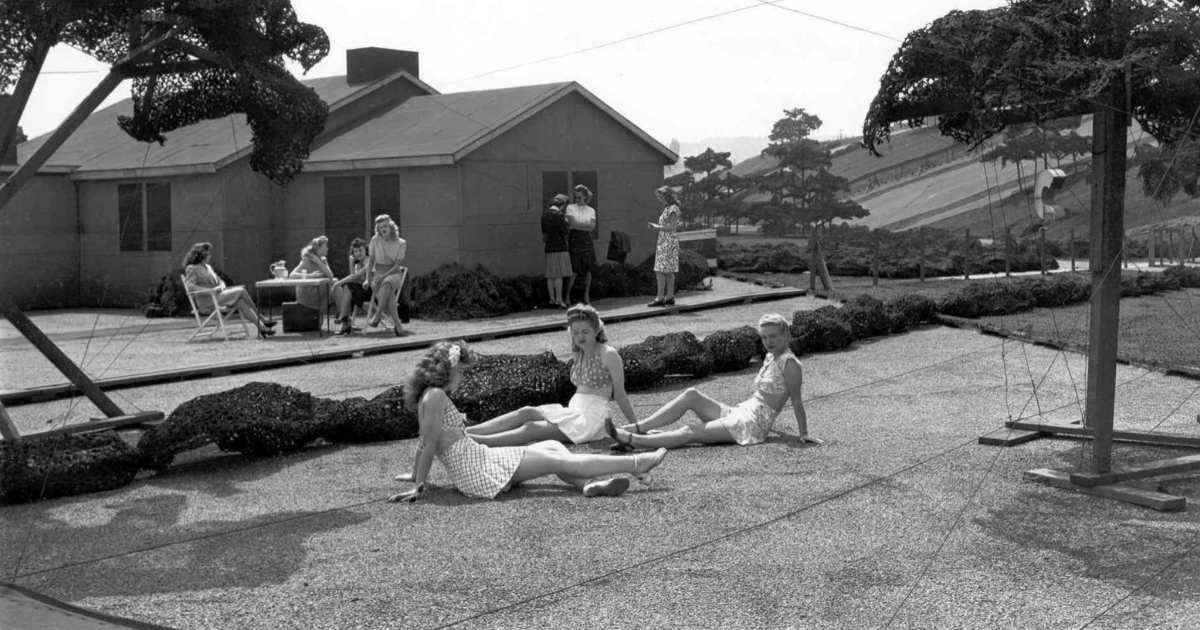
463, 304, 638, 447
607, 313, 823, 449
389, 340, 667, 502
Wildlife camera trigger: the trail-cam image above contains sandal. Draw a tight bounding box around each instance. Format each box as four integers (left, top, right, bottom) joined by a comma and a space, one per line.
605, 418, 636, 452
633, 448, 668, 484
583, 477, 631, 497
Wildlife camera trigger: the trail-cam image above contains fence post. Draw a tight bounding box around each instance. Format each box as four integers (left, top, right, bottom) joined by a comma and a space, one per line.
1039, 228, 1047, 275
1070, 227, 1076, 272
964, 228, 971, 280
809, 233, 817, 293
1005, 227, 1012, 277
919, 227, 926, 282
872, 231, 880, 287
1149, 228, 1156, 267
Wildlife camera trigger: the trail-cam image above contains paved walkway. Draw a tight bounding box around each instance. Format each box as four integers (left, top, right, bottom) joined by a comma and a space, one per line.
0, 278, 804, 404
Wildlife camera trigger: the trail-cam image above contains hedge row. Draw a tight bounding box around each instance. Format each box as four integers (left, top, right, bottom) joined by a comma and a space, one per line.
8, 271, 1190, 504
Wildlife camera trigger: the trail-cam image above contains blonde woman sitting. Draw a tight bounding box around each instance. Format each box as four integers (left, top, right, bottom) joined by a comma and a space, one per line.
606, 313, 822, 450
464, 304, 639, 447
389, 340, 667, 502
364, 213, 411, 337
290, 235, 354, 334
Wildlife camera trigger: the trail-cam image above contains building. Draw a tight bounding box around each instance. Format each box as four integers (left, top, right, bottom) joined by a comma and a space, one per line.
1, 48, 677, 309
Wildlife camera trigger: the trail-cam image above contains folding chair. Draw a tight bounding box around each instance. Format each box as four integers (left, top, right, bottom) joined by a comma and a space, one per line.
181, 275, 251, 341
365, 267, 408, 329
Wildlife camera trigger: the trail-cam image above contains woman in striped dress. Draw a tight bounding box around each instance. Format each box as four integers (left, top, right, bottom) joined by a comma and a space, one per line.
389, 340, 667, 502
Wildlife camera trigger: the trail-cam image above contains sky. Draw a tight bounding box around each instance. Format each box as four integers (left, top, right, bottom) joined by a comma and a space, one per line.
17, 0, 1008, 148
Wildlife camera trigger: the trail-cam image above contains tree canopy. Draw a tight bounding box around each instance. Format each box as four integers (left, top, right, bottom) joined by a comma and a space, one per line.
860, 0, 1200, 202
0, 0, 330, 184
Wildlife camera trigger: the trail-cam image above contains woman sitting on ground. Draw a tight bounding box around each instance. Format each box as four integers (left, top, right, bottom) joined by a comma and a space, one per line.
606, 313, 822, 449
290, 235, 354, 334
464, 304, 639, 447
182, 242, 276, 338
389, 340, 667, 502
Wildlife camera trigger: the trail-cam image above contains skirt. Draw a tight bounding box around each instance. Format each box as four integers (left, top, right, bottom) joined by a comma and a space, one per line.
538, 392, 610, 444
544, 251, 573, 279
716, 399, 781, 445
438, 437, 526, 499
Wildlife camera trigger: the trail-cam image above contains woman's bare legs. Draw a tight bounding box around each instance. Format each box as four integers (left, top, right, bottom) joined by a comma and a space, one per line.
654, 271, 667, 301
509, 441, 667, 489
665, 272, 676, 301
466, 407, 572, 446
618, 387, 725, 434
331, 285, 353, 322
229, 291, 270, 331
611, 419, 736, 450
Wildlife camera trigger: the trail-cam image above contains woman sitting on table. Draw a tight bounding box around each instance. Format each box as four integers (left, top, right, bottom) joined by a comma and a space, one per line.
182, 242, 276, 338
464, 304, 640, 447
389, 340, 667, 502
364, 214, 411, 337
606, 313, 822, 450
290, 235, 354, 335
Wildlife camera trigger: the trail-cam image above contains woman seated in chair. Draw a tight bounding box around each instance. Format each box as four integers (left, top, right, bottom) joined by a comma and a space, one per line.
464, 304, 640, 447
332, 237, 372, 333
291, 235, 354, 335
364, 213, 411, 337
182, 242, 276, 338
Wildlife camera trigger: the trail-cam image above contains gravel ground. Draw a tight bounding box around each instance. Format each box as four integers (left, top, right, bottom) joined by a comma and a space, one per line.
5, 300, 1200, 629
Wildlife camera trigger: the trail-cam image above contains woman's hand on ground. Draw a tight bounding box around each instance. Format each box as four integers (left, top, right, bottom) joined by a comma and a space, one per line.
388, 489, 420, 503
797, 434, 824, 445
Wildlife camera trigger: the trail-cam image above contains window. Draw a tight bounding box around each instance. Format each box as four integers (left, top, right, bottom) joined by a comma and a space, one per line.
541, 171, 598, 211
118, 182, 171, 252
323, 174, 400, 276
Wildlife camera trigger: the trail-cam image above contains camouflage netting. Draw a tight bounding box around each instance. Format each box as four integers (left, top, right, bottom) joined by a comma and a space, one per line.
791, 308, 856, 356
320, 387, 417, 443
137, 381, 333, 471
702, 325, 765, 372
840, 295, 890, 340
617, 343, 669, 392
885, 294, 938, 334
0, 431, 143, 505
635, 332, 714, 379
451, 352, 574, 425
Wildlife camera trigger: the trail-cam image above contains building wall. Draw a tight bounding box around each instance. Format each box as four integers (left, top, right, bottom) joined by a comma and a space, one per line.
0, 174, 80, 309
458, 91, 668, 275
219, 160, 275, 285
279, 165, 462, 277
77, 173, 227, 306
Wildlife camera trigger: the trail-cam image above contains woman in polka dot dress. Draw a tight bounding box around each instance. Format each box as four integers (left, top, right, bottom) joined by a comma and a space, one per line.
465, 304, 640, 446
389, 340, 667, 502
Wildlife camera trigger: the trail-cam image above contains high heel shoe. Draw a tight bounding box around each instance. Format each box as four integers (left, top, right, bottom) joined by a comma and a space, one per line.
257, 327, 276, 339
633, 448, 668, 484
663, 298, 675, 306
605, 418, 636, 452
647, 299, 665, 307
260, 319, 278, 328
582, 477, 631, 497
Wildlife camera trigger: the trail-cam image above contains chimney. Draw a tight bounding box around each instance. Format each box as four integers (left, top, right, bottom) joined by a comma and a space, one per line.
346, 47, 419, 85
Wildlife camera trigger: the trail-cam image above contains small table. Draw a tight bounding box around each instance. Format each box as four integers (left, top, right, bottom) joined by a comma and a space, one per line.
254, 277, 332, 336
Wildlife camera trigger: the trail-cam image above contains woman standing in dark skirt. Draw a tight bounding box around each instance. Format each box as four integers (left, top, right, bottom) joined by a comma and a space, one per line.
564, 185, 597, 305
542, 193, 572, 308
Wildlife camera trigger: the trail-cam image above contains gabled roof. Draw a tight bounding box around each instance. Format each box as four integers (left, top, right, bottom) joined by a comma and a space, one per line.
16, 69, 437, 180
303, 82, 677, 170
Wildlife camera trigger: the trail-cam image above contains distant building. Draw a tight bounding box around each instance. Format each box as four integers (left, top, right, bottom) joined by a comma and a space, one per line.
1, 47, 677, 308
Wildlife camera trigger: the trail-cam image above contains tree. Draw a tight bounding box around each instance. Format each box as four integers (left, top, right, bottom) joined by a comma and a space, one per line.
0, 0, 331, 204
683, 147, 734, 227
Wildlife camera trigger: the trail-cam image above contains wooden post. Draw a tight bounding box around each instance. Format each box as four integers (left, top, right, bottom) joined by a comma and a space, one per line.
1148, 228, 1156, 267
809, 237, 817, 293
1070, 227, 1076, 272
1084, 41, 1128, 475
1168, 228, 1179, 266
0, 401, 20, 443
0, 289, 125, 418
872, 231, 880, 286
964, 228, 971, 280
919, 227, 926, 282
1005, 227, 1012, 277
1039, 228, 1047, 275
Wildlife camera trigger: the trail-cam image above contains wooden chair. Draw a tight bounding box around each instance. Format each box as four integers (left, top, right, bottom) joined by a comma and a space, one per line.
181, 275, 251, 341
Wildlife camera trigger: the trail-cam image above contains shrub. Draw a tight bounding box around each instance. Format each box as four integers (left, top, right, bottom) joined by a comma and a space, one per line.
840, 295, 889, 340
938, 282, 1035, 318
1163, 266, 1200, 288
453, 352, 574, 423
0, 431, 143, 505
790, 309, 855, 355
638, 331, 714, 378
703, 325, 764, 372
617, 343, 668, 392
885, 294, 937, 333
1027, 276, 1091, 308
